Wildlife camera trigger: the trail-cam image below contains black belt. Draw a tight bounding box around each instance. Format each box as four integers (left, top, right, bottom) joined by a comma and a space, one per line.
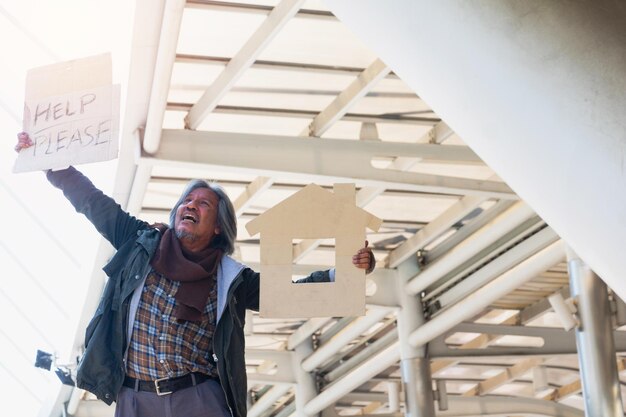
123, 372, 215, 396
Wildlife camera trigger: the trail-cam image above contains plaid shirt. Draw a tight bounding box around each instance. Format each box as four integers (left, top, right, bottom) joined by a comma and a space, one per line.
125, 270, 218, 380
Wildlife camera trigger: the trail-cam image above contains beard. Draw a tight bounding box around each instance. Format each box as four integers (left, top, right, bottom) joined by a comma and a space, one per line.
175, 228, 198, 243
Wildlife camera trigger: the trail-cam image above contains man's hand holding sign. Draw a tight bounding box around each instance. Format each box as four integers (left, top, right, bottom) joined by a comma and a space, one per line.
14, 54, 375, 417
13, 53, 120, 173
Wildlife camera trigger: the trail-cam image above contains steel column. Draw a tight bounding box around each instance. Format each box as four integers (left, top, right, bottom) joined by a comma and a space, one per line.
293, 340, 318, 417
397, 258, 436, 417
568, 252, 624, 417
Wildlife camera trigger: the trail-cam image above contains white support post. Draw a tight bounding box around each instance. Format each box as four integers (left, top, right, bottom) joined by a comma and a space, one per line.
396, 257, 436, 417
142, 0, 186, 154
387, 381, 400, 413
567, 249, 624, 417
293, 340, 318, 417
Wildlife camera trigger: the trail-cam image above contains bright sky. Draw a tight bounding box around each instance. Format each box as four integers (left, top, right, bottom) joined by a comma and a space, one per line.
0, 1, 134, 415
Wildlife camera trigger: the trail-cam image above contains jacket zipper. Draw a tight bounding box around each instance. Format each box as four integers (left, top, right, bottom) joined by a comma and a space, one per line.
212, 352, 234, 417
214, 270, 245, 417
232, 296, 243, 328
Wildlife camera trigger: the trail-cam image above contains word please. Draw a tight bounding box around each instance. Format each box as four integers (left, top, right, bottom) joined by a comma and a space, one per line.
30, 120, 111, 156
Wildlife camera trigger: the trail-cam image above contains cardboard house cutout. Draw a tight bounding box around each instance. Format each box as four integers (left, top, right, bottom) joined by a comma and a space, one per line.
246, 183, 382, 318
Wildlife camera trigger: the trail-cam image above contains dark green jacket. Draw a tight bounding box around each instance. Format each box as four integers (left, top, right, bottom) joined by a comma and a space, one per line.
47, 167, 330, 417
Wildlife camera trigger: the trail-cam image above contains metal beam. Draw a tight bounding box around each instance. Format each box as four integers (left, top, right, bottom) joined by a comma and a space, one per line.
303, 341, 400, 415
174, 102, 440, 125
568, 252, 624, 416
323, 328, 398, 383
430, 314, 519, 375
435, 225, 559, 308
246, 350, 296, 384
286, 317, 331, 351
248, 384, 293, 417
405, 202, 536, 295
408, 240, 566, 348
185, 0, 305, 129
431, 287, 569, 375
540, 359, 626, 403
429, 322, 626, 358
301, 308, 391, 372
387, 195, 486, 268
542, 379, 583, 402
435, 395, 584, 417
175, 54, 397, 77
291, 58, 392, 261
424, 121, 454, 144
302, 58, 390, 137
142, 0, 186, 154
424, 200, 515, 263
519, 286, 570, 324
146, 129, 516, 198
186, 0, 336, 21
462, 357, 544, 396
233, 176, 273, 216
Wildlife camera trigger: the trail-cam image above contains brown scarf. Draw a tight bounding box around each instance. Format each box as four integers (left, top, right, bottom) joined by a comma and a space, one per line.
150, 228, 223, 322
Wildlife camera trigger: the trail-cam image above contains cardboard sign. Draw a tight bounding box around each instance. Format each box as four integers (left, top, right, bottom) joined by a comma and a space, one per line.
246, 184, 382, 318
13, 54, 120, 173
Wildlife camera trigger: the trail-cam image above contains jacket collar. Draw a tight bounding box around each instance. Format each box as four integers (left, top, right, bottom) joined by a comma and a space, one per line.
216, 255, 247, 321
137, 227, 163, 256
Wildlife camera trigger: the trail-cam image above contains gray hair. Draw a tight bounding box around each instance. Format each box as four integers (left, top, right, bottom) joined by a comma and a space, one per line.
169, 179, 237, 255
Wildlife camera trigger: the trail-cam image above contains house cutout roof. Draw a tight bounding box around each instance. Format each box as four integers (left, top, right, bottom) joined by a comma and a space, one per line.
246, 183, 382, 237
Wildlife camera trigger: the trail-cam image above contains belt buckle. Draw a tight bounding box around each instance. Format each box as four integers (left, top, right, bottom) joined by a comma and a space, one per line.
154, 376, 173, 396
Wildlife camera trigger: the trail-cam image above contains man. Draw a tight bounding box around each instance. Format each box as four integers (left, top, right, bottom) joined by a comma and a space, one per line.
15, 132, 375, 417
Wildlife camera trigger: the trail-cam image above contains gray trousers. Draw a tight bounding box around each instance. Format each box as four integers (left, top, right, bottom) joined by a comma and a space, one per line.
114, 379, 231, 417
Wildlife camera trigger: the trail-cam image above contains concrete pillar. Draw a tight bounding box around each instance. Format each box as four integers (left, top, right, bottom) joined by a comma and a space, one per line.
397, 258, 436, 417
325, 0, 626, 305
568, 251, 623, 417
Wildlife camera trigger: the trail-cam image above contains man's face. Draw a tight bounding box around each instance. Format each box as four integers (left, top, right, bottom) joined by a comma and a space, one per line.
174, 187, 221, 251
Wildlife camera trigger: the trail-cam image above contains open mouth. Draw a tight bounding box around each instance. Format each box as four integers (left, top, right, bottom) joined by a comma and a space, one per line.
182, 213, 197, 223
